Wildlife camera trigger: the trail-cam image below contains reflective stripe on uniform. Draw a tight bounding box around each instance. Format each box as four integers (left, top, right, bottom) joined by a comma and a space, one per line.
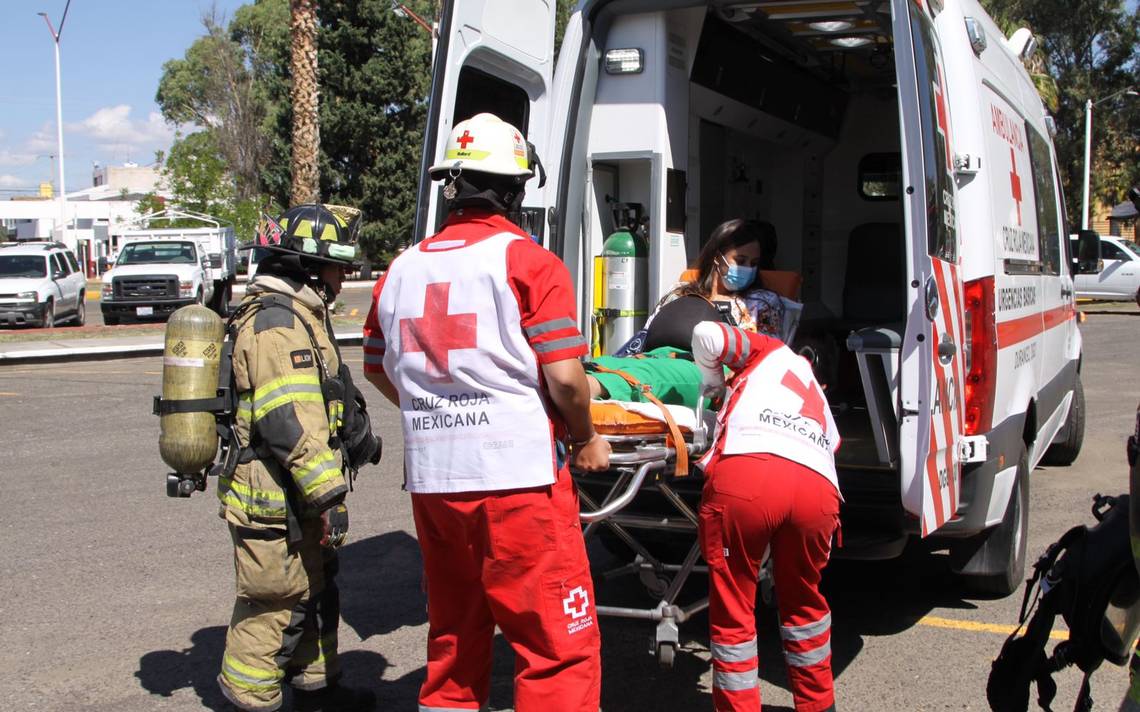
713, 668, 759, 691
237, 393, 252, 419
780, 613, 831, 641
784, 640, 832, 667
217, 476, 287, 518
532, 334, 587, 354
221, 653, 282, 692
296, 451, 342, 496
711, 637, 758, 663
525, 317, 577, 338
250, 375, 323, 421
362, 335, 385, 351
419, 706, 482, 712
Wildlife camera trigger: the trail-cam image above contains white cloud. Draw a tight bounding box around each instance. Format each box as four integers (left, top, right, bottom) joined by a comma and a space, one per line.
26, 125, 58, 154
66, 105, 175, 154
0, 150, 37, 167
0, 175, 31, 189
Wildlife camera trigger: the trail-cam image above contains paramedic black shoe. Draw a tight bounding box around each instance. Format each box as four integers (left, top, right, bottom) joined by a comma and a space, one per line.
291, 683, 376, 711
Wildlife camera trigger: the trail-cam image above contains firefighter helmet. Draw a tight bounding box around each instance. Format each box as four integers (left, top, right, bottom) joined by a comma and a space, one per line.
429, 113, 533, 182
248, 203, 362, 267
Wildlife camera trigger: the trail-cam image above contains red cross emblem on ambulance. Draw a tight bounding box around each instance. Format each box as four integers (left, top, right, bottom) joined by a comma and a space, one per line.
562, 586, 590, 620
1009, 147, 1023, 225
399, 282, 478, 383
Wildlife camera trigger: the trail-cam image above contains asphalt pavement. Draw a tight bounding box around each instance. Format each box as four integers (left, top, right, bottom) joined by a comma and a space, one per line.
0, 306, 1137, 711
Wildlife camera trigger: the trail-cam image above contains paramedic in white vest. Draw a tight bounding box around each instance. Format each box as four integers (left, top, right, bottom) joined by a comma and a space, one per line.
692, 320, 841, 712
362, 112, 610, 712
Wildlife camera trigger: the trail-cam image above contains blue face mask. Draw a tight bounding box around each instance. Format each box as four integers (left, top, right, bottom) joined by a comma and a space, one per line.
722, 263, 757, 292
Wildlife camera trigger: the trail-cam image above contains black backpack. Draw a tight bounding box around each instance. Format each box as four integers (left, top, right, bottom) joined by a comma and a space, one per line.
988, 493, 1140, 712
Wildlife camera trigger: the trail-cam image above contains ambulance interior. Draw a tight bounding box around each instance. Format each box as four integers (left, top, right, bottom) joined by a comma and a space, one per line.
564, 2, 911, 481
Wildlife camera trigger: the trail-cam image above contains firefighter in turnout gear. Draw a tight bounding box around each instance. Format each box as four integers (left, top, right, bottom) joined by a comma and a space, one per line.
217, 204, 376, 712
692, 321, 841, 712
363, 113, 611, 712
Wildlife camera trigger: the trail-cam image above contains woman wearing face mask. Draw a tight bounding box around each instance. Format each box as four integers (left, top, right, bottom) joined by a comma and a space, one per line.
640, 218, 784, 352
585, 219, 785, 408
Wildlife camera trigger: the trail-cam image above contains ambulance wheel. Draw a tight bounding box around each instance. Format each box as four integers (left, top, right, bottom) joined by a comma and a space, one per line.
1042, 377, 1085, 466
657, 641, 676, 668
955, 445, 1029, 597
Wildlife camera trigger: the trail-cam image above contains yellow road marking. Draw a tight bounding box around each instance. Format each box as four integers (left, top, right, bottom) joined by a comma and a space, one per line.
918, 615, 1068, 640
0, 391, 19, 396
350, 308, 359, 317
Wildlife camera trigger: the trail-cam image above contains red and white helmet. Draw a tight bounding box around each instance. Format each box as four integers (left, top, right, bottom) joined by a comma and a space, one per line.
429, 113, 533, 181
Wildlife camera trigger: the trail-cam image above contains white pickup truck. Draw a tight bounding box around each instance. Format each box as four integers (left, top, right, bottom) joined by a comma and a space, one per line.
100, 212, 237, 324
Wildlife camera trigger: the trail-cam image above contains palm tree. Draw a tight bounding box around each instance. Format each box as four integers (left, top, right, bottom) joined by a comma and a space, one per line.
290, 0, 320, 205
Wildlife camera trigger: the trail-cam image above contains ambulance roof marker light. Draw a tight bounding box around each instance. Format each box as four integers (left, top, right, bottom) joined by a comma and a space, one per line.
604, 48, 644, 75
964, 17, 987, 56
1006, 27, 1037, 62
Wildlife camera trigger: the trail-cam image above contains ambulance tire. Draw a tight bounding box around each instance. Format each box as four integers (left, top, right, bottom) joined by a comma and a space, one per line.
955, 445, 1029, 597
1042, 377, 1085, 466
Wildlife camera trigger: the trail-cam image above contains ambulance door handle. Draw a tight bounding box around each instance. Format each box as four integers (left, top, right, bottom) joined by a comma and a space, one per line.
1060, 286, 1073, 299
938, 336, 956, 364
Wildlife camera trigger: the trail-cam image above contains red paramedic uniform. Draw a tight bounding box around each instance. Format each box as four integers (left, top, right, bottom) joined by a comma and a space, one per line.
363, 210, 601, 712
692, 321, 842, 712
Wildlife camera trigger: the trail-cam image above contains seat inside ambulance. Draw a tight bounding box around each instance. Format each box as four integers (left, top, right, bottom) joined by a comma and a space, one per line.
578, 3, 915, 471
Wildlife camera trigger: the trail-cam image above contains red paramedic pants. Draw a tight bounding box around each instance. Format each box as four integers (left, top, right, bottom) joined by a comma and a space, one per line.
411, 466, 601, 712
699, 453, 840, 712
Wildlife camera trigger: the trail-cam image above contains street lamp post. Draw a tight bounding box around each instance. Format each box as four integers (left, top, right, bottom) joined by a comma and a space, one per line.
38, 0, 72, 249
1081, 86, 1138, 230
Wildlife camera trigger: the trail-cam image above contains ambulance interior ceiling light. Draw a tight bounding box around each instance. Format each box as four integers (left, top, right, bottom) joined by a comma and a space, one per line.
830, 36, 873, 48
808, 20, 855, 32
604, 48, 644, 74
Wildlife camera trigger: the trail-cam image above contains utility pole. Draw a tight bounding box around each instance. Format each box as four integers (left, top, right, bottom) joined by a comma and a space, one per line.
39, 1, 72, 250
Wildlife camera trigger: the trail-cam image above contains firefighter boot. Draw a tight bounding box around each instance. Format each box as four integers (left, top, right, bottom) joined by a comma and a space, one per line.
291, 683, 376, 711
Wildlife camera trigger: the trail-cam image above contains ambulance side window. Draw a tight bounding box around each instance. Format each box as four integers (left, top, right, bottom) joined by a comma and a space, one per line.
908, 3, 957, 263
1026, 127, 1062, 275
453, 66, 530, 135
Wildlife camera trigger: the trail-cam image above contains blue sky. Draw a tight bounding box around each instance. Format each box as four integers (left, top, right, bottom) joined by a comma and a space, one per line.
0, 0, 246, 196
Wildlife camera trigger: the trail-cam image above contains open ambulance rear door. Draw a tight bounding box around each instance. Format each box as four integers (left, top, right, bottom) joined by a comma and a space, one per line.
892, 0, 967, 538
413, 0, 557, 244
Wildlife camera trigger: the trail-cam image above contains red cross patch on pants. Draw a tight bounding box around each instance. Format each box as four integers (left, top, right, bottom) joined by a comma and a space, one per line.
699, 453, 839, 712
411, 466, 601, 712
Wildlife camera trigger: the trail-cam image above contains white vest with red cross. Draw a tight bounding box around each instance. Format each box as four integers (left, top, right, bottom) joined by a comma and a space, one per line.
710, 345, 841, 493
377, 230, 557, 494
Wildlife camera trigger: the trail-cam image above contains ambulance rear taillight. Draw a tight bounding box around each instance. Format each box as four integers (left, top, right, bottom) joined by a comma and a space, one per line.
963, 276, 996, 436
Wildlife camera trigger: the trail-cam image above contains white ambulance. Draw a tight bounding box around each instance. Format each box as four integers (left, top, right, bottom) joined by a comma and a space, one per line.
415, 0, 1098, 595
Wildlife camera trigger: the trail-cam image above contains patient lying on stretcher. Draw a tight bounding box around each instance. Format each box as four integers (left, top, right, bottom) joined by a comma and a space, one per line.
586, 218, 792, 409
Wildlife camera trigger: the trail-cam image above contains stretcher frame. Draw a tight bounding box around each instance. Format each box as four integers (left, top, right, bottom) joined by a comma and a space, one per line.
574, 405, 774, 667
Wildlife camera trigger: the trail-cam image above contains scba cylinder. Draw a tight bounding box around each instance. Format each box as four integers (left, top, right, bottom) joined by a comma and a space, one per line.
600, 229, 648, 352
159, 305, 225, 476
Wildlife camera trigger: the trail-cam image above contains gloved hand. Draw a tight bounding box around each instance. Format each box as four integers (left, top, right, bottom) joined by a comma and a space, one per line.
700, 379, 726, 409
320, 503, 349, 548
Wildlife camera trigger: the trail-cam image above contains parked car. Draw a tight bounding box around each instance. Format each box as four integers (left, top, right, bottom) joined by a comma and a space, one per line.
0, 241, 88, 327
1071, 234, 1140, 302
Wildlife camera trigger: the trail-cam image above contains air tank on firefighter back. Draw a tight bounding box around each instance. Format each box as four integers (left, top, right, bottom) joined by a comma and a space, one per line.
159, 304, 224, 490
597, 203, 648, 354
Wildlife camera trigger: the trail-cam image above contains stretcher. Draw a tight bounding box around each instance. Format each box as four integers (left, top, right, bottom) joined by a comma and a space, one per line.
573, 398, 776, 668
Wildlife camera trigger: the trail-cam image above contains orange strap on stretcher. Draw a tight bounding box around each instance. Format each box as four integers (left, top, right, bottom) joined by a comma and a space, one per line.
588, 365, 690, 477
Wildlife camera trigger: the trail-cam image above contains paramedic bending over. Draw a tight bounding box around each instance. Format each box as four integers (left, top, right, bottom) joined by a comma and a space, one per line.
692, 320, 841, 712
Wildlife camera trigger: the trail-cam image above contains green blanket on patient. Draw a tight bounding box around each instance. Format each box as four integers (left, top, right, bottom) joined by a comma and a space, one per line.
588, 347, 703, 408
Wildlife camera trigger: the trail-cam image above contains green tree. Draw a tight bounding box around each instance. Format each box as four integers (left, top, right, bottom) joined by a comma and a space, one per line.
981, 0, 1140, 221
161, 132, 261, 241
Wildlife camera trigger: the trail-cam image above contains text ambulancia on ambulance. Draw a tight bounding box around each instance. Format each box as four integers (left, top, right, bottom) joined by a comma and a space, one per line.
417, 0, 1098, 596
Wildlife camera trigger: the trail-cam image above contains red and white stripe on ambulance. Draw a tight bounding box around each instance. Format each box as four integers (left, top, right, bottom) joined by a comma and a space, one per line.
895, 0, 966, 537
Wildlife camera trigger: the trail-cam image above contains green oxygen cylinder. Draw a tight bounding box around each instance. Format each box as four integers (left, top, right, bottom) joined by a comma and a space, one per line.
599, 226, 649, 353
159, 304, 225, 482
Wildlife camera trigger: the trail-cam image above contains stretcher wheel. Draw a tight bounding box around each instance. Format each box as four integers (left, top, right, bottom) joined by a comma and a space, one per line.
656, 641, 676, 668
